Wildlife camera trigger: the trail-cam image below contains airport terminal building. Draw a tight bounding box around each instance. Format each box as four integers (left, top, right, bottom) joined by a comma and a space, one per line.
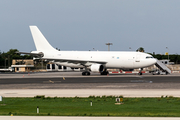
11, 59, 34, 72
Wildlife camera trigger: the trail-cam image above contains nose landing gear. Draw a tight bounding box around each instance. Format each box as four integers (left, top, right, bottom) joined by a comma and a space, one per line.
138, 68, 143, 75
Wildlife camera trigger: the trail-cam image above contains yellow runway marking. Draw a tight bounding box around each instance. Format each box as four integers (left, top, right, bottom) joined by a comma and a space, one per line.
49, 80, 54, 83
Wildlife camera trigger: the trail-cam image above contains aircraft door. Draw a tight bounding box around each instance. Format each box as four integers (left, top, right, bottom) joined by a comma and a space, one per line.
135, 53, 141, 62
134, 53, 141, 68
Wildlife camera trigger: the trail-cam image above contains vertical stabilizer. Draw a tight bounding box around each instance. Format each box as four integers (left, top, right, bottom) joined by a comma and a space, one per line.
29, 26, 57, 51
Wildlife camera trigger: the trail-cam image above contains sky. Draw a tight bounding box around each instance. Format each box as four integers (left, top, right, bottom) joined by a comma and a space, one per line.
0, 0, 180, 54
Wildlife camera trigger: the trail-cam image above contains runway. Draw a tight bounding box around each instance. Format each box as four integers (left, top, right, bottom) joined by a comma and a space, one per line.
0, 72, 180, 97
0, 72, 180, 89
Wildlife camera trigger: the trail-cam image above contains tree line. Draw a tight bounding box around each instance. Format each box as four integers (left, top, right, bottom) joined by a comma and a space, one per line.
0, 49, 32, 68
151, 54, 180, 64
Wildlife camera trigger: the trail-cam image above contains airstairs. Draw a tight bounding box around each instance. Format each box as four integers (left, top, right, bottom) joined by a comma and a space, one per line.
155, 59, 171, 74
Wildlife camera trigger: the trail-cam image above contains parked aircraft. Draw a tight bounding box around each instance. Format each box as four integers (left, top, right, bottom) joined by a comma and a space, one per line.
19, 26, 157, 75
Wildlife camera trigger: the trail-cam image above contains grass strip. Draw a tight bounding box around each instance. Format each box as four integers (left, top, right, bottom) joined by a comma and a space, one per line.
0, 95, 180, 117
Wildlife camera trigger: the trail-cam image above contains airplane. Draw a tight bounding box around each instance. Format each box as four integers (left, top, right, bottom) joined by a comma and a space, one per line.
19, 26, 157, 76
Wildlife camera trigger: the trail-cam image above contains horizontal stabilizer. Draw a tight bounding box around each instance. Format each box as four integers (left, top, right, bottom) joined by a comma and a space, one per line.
17, 52, 44, 57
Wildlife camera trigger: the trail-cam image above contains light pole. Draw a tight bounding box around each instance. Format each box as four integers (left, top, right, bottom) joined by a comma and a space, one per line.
166, 47, 169, 61
106, 43, 113, 51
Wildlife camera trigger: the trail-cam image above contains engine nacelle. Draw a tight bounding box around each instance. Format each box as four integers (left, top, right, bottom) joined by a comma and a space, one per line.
90, 64, 104, 72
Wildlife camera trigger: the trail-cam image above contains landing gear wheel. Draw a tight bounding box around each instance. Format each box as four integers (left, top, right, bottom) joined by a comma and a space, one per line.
85, 72, 88, 75
138, 72, 142, 75
101, 70, 109, 75
82, 71, 90, 76
106, 71, 109, 75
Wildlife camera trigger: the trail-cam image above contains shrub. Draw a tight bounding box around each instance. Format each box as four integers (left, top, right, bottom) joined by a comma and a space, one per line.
169, 96, 174, 98
34, 95, 45, 99
46, 97, 52, 99
88, 95, 95, 99
157, 98, 161, 101
106, 95, 113, 98
102, 95, 106, 99
74, 96, 79, 99
119, 95, 124, 98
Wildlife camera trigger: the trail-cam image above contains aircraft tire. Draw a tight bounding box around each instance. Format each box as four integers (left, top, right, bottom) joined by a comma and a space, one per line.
139, 72, 142, 75
106, 71, 109, 75
101, 71, 109, 75
82, 71, 90, 76
87, 72, 90, 75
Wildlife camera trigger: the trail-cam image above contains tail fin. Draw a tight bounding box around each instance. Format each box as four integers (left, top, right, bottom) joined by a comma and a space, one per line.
29, 26, 57, 51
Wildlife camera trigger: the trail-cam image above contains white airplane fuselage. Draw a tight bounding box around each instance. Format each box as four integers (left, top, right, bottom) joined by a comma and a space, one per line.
37, 50, 156, 69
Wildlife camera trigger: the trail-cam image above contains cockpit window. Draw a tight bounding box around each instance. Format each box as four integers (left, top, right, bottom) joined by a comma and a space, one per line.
146, 56, 154, 59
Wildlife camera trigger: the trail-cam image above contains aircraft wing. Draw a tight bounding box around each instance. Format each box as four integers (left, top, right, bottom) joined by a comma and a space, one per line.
47, 58, 107, 66
17, 52, 107, 66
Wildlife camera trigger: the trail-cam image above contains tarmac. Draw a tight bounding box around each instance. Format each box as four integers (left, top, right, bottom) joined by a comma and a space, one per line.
0, 72, 180, 98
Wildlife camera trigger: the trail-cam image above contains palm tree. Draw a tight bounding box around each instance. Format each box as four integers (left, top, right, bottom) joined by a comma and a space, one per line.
136, 47, 144, 52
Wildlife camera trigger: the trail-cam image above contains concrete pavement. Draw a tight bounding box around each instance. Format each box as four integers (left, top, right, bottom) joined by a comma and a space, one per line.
1, 89, 180, 97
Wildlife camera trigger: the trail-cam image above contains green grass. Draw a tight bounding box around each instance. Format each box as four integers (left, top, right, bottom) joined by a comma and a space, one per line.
0, 96, 180, 116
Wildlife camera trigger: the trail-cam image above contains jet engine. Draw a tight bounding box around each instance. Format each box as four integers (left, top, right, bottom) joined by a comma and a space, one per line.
90, 64, 104, 72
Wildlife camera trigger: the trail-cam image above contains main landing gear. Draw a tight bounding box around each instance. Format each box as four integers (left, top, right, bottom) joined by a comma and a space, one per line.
101, 69, 109, 75
82, 67, 91, 76
82, 71, 91, 76
82, 69, 109, 76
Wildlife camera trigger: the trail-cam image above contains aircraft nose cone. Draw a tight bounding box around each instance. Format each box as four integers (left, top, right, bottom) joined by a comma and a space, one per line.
152, 58, 157, 64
